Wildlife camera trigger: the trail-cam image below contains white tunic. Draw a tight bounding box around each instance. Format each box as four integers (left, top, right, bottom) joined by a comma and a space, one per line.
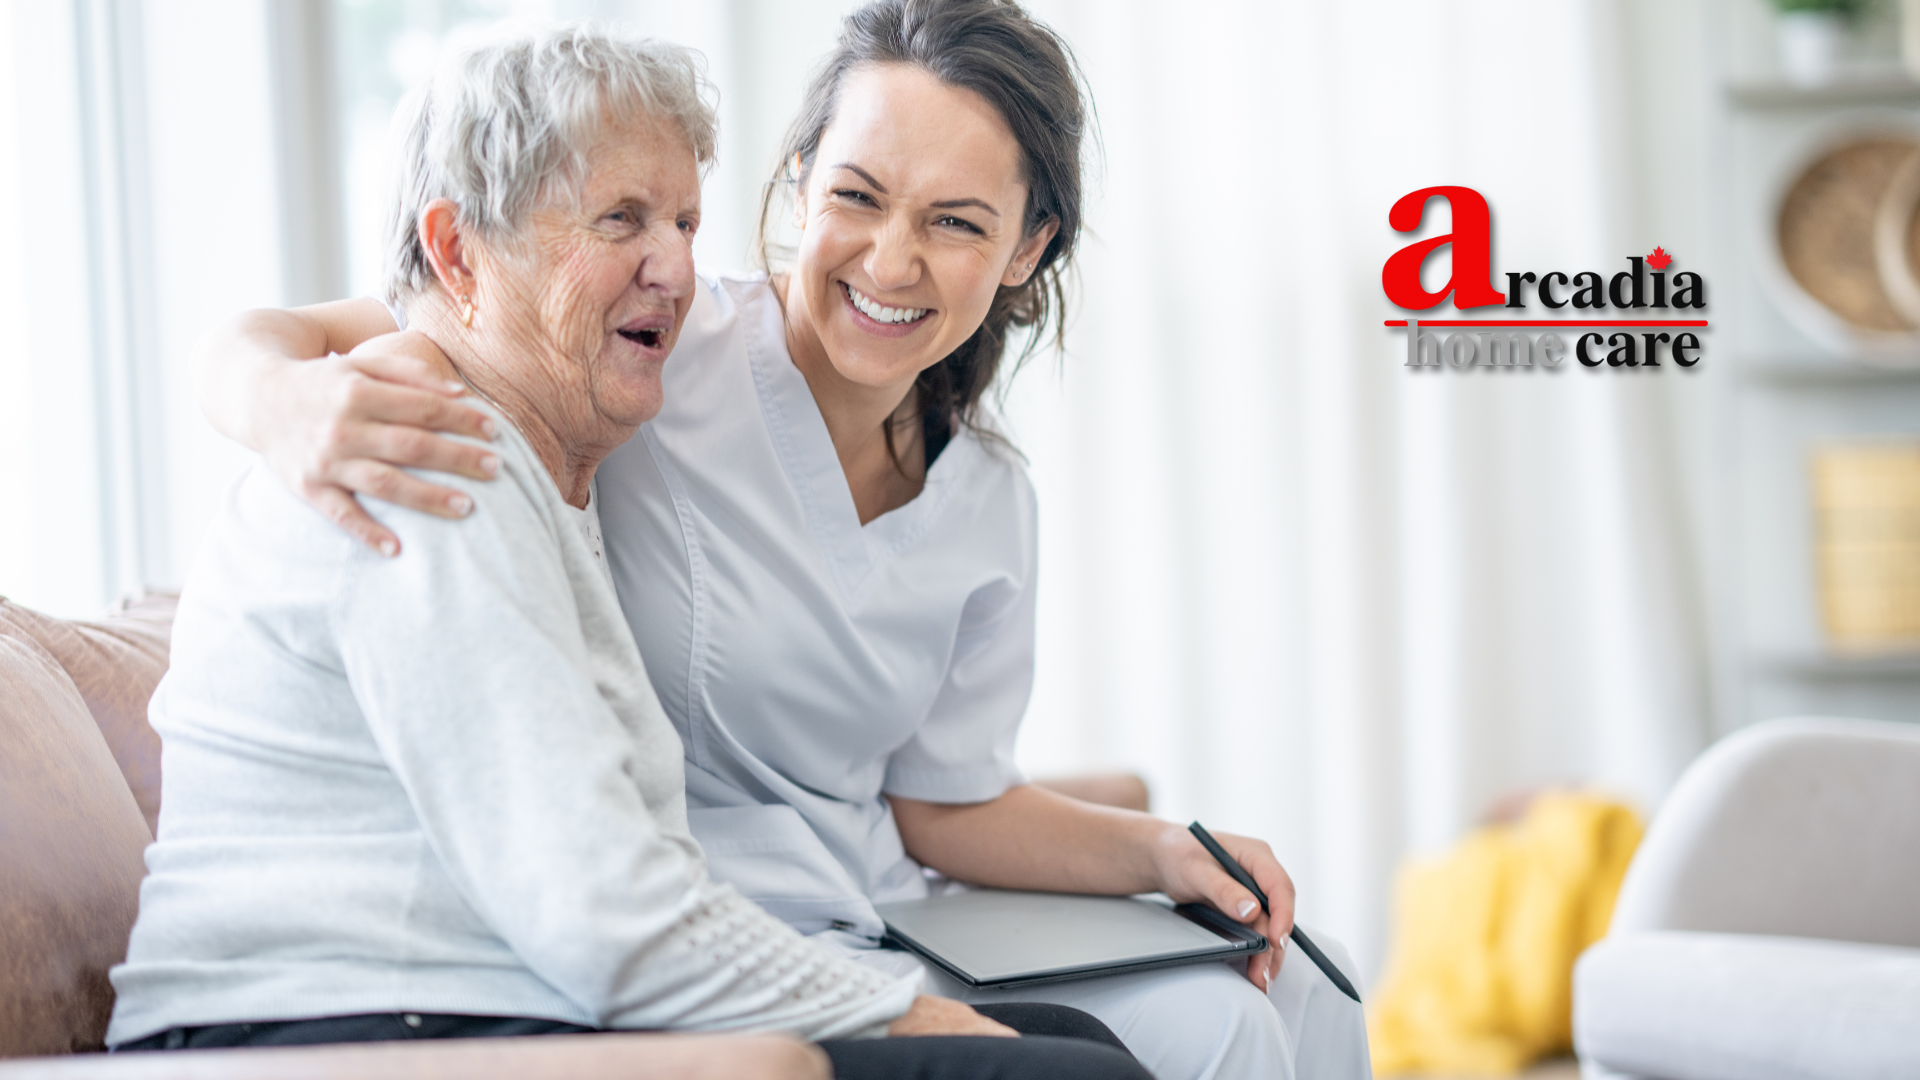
595, 275, 1372, 1080
597, 273, 1038, 943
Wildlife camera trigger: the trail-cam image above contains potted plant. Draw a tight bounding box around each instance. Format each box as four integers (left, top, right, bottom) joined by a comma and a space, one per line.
1771, 0, 1863, 85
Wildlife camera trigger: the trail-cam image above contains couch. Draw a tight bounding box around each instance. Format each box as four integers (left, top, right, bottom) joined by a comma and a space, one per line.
1, 590, 1148, 1077
1572, 716, 1920, 1080
0, 590, 826, 1078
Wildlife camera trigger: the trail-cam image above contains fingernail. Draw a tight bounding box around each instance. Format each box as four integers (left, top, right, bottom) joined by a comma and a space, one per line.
479, 417, 498, 439
1237, 900, 1258, 919
449, 493, 473, 516
480, 454, 500, 476
378, 539, 399, 558
446, 381, 467, 394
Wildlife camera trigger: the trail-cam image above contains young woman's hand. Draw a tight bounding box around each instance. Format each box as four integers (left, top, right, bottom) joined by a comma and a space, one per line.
886, 995, 1018, 1038
1152, 824, 1296, 992
260, 332, 498, 557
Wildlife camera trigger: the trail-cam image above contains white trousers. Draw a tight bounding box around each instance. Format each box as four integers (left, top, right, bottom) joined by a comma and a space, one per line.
859, 923, 1374, 1080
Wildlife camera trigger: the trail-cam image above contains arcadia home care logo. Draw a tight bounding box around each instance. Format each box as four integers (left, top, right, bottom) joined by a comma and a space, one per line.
1383, 186, 1709, 369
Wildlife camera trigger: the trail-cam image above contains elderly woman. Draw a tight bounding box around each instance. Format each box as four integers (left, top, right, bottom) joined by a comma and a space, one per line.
104, 26, 1143, 1080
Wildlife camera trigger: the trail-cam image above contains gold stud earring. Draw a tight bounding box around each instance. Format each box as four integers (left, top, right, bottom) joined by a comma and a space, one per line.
459, 294, 476, 328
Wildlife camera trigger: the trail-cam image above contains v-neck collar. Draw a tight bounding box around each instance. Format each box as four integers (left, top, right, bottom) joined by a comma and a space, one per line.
742, 279, 976, 609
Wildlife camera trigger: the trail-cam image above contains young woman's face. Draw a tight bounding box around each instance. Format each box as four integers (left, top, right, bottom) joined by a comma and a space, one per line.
792, 63, 1055, 392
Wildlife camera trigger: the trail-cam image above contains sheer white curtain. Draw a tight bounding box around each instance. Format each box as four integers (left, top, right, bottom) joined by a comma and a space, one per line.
988, 0, 1722, 976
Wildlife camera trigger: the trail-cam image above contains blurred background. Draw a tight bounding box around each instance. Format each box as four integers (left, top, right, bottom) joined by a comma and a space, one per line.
2, 0, 1918, 1023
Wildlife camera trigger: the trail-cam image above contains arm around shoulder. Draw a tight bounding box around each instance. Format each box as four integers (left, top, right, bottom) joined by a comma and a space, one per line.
191, 299, 395, 448
192, 298, 503, 555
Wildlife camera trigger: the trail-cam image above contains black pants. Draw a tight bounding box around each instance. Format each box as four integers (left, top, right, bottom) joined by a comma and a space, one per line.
116, 1004, 1149, 1080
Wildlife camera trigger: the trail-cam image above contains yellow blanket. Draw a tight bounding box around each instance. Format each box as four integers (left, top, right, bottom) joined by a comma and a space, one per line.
1366, 791, 1643, 1077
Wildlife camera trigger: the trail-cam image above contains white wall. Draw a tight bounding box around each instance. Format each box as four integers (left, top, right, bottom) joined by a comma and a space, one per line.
0, 0, 36, 608
142, 0, 284, 605
3, 0, 114, 617
0, 0, 277, 617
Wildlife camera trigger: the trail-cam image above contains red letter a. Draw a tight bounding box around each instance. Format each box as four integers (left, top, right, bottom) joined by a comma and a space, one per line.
1382, 186, 1505, 310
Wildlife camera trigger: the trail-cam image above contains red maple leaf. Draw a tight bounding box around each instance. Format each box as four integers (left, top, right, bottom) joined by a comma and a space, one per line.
1647, 246, 1672, 270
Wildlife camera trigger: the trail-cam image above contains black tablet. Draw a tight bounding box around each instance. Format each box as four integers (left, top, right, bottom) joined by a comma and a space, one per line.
877, 889, 1268, 989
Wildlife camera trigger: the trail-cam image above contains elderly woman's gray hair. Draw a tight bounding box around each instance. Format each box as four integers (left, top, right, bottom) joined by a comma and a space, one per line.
385, 23, 718, 302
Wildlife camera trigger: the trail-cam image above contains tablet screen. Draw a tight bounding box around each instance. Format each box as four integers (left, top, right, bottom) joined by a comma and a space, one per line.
878, 889, 1254, 985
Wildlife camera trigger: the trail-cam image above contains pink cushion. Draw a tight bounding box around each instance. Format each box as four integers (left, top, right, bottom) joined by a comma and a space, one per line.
0, 630, 152, 1055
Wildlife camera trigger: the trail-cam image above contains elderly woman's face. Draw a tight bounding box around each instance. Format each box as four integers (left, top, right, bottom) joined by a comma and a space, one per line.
486, 111, 701, 430
793, 64, 1046, 393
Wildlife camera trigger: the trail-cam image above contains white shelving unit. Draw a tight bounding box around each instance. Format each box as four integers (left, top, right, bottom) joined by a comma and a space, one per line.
1709, 6, 1920, 733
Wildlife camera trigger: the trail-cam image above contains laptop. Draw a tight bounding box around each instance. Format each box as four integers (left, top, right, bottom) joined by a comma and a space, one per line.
876, 889, 1268, 990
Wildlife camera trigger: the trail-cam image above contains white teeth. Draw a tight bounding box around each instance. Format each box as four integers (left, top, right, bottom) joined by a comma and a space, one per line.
845, 284, 926, 325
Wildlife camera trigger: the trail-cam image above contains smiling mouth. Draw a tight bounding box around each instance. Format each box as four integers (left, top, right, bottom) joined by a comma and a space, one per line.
843, 282, 930, 326
618, 327, 667, 348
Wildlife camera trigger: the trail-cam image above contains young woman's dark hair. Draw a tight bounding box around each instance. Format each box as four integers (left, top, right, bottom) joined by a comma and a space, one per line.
758, 0, 1088, 465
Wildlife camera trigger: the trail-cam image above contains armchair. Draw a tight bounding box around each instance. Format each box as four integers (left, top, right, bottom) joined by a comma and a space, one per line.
1572, 716, 1920, 1080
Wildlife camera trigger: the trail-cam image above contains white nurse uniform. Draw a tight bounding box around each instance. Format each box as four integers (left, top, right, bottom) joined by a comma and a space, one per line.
595, 272, 1372, 1080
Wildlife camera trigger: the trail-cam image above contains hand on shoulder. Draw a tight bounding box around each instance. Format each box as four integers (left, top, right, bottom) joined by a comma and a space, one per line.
265, 331, 500, 556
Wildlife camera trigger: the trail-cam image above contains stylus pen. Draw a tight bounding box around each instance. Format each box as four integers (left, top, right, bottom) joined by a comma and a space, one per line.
1187, 822, 1362, 1003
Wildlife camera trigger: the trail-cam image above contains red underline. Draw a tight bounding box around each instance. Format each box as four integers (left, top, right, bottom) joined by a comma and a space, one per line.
1384, 319, 1709, 327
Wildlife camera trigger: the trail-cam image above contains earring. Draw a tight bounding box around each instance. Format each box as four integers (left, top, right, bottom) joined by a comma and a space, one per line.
459, 294, 476, 328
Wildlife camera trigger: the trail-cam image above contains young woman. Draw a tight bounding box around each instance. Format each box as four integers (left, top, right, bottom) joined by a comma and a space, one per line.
197, 3, 1371, 1077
